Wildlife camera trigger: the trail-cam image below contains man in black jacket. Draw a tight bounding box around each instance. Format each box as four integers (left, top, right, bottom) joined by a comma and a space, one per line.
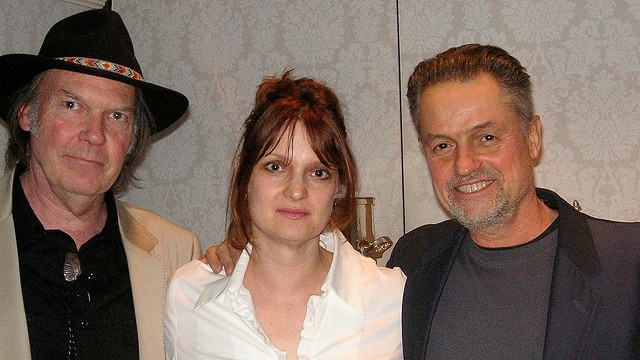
387, 44, 639, 360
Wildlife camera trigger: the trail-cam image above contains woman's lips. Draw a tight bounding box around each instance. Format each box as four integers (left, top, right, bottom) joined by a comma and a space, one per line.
276, 208, 310, 220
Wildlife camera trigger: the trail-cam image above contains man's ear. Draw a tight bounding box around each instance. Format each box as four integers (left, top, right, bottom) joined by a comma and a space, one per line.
527, 115, 542, 161
18, 105, 32, 131
418, 136, 426, 152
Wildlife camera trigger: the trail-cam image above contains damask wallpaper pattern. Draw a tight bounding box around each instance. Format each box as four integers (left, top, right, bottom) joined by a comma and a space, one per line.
1, 0, 638, 263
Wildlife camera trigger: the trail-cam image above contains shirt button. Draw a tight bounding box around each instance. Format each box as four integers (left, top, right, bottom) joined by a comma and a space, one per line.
80, 320, 89, 328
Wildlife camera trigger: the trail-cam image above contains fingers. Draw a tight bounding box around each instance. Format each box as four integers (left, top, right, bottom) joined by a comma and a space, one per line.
201, 238, 242, 275
200, 246, 222, 272
216, 241, 236, 275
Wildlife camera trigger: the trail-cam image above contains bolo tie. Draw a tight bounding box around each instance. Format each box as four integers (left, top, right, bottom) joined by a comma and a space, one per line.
64, 252, 82, 360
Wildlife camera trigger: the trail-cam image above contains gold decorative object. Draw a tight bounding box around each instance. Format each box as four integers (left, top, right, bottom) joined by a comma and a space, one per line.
342, 197, 393, 260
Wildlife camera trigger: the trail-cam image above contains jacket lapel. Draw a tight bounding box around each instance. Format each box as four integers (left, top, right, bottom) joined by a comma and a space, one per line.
117, 202, 166, 360
543, 251, 602, 359
538, 188, 602, 359
402, 227, 465, 360
0, 169, 32, 359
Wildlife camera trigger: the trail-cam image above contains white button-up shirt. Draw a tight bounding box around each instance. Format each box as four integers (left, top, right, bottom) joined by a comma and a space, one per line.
165, 229, 405, 359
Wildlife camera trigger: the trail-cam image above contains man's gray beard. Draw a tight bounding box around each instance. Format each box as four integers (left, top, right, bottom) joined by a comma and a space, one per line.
446, 186, 515, 233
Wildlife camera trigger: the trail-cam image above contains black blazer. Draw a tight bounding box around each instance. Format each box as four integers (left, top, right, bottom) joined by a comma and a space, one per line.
388, 188, 640, 359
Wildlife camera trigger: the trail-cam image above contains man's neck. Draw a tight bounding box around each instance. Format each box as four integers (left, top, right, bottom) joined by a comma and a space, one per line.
469, 194, 559, 248
20, 171, 108, 249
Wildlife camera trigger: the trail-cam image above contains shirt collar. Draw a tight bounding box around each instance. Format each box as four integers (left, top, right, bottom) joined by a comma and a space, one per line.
194, 242, 252, 310
194, 228, 368, 315
12, 167, 121, 251
320, 229, 367, 315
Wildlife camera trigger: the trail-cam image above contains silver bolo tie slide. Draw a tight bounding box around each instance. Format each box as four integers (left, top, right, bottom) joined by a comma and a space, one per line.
63, 252, 82, 282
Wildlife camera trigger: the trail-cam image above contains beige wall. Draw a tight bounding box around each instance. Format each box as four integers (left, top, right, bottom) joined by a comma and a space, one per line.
2, 0, 639, 264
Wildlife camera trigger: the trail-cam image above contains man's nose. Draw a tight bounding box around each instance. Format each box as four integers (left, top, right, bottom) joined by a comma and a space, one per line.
454, 145, 481, 176
79, 113, 106, 145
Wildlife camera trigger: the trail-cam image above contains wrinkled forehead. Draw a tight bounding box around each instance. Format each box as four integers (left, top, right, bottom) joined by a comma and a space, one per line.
417, 74, 516, 134
39, 69, 136, 102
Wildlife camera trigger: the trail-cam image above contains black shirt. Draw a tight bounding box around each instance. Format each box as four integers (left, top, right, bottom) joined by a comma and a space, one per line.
425, 220, 559, 360
13, 171, 140, 360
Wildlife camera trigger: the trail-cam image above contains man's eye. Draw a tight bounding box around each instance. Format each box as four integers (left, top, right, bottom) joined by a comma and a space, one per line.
108, 112, 132, 128
112, 112, 126, 121
63, 101, 78, 110
483, 134, 495, 141
435, 143, 448, 151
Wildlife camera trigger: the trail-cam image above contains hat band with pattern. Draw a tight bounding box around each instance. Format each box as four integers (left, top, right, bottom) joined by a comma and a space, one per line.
57, 57, 144, 81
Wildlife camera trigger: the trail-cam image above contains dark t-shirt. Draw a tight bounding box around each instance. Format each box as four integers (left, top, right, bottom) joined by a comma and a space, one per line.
425, 222, 558, 359
13, 171, 139, 360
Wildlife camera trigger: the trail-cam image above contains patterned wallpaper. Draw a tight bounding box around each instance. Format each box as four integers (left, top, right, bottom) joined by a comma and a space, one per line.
1, 1, 639, 264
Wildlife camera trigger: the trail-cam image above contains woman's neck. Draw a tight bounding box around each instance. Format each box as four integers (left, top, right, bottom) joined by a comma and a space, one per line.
243, 241, 334, 359
245, 242, 332, 293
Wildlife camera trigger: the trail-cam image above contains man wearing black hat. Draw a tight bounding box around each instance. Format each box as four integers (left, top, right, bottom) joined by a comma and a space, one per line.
0, 8, 200, 360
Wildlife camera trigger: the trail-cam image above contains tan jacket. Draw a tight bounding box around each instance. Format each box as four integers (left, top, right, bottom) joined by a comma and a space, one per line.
0, 168, 201, 360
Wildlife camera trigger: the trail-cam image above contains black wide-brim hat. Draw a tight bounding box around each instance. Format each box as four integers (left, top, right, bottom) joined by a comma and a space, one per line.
0, 8, 188, 134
